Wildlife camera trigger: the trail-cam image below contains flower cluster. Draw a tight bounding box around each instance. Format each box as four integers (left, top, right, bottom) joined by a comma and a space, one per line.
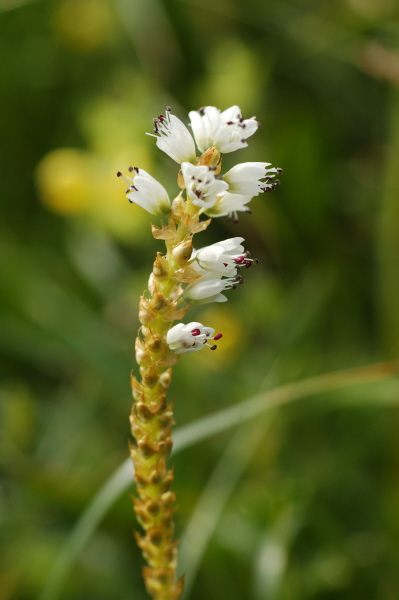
119, 105, 281, 355
119, 105, 282, 222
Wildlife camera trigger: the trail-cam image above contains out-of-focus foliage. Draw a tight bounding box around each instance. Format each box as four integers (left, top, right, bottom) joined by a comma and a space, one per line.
1, 0, 399, 599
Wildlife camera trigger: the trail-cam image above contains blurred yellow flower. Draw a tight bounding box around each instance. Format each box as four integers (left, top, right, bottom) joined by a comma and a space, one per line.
36, 148, 95, 216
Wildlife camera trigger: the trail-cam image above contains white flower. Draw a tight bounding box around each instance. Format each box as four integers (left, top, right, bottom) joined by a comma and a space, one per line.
195, 237, 257, 277
203, 192, 253, 222
189, 105, 260, 153
181, 162, 228, 209
223, 162, 282, 196
167, 321, 222, 354
147, 107, 196, 164
117, 167, 171, 216
183, 271, 244, 305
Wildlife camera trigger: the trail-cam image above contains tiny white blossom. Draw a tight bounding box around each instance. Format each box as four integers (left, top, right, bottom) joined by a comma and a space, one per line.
181, 162, 228, 209
195, 237, 257, 277
167, 321, 222, 354
148, 107, 196, 164
189, 105, 260, 153
223, 162, 282, 196
117, 167, 171, 216
183, 271, 244, 305
203, 192, 253, 222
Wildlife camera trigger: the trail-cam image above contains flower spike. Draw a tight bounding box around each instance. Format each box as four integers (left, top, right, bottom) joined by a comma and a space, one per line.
118, 101, 281, 600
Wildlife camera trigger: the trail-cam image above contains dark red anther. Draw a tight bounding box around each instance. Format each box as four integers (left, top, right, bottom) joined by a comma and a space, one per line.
128, 166, 134, 172
191, 328, 201, 336
234, 256, 245, 264
214, 333, 222, 341
117, 171, 122, 177
210, 345, 217, 351
276, 168, 283, 174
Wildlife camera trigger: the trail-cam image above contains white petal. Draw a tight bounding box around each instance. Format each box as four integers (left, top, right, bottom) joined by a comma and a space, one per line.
127, 169, 171, 215
189, 110, 209, 153
204, 193, 252, 217
185, 278, 226, 301
150, 112, 196, 164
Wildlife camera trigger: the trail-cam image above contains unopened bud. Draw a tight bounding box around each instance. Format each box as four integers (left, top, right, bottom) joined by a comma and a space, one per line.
151, 291, 168, 312
153, 253, 169, 279
148, 273, 158, 295
158, 369, 172, 391
139, 296, 157, 324
143, 330, 163, 352
135, 402, 156, 422
137, 438, 157, 458
172, 238, 193, 264
199, 146, 221, 169
135, 337, 152, 366
141, 365, 160, 387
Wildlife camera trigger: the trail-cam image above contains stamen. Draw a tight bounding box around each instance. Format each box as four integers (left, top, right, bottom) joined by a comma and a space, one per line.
191, 328, 201, 336
214, 333, 222, 340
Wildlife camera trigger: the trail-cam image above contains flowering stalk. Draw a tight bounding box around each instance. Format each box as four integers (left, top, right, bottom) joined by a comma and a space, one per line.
118, 105, 281, 600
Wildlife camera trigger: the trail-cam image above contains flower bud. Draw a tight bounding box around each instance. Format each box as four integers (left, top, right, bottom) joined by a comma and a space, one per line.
151, 291, 168, 312
148, 273, 158, 295
141, 365, 160, 387
158, 369, 172, 391
135, 337, 152, 366
153, 253, 169, 279
139, 296, 157, 324
198, 146, 221, 168
172, 238, 193, 264
144, 330, 163, 352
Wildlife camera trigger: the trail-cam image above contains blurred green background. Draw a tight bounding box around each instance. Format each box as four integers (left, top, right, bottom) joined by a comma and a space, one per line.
2, 0, 399, 598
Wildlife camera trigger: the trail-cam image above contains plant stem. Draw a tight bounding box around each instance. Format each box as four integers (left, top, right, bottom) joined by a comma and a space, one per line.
130, 196, 207, 600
